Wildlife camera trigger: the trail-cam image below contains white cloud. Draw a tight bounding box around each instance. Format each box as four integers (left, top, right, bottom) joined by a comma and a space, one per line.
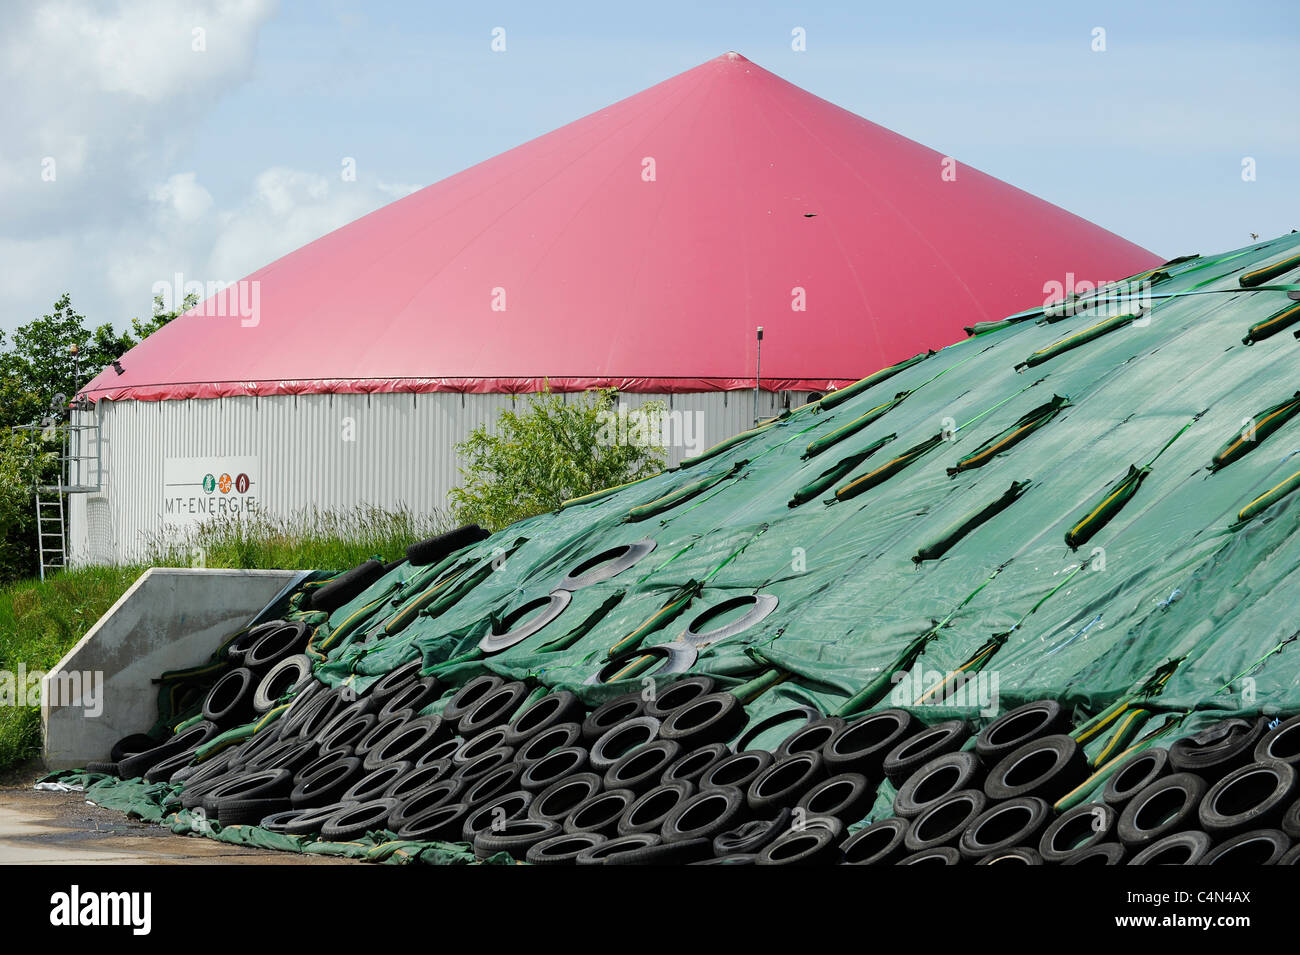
150, 172, 214, 223
376, 180, 424, 200
0, 0, 279, 331
0, 1, 276, 231
20, 163, 412, 325
26, 0, 263, 101
0, 0, 424, 335
205, 167, 416, 283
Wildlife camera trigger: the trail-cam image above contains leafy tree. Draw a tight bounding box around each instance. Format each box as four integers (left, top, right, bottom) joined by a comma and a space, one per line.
127, 291, 194, 342
0, 431, 55, 581
0, 291, 193, 581
0, 292, 193, 431
450, 389, 667, 530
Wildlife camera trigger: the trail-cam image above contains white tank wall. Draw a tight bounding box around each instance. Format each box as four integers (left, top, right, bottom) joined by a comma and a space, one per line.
67, 388, 810, 565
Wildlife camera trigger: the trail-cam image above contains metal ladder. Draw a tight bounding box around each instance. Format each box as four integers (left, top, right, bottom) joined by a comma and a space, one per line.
35, 492, 67, 581
13, 400, 101, 580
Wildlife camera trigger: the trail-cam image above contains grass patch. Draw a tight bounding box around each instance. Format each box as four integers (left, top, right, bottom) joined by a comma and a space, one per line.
0, 565, 144, 771
0, 505, 451, 771
143, 504, 451, 570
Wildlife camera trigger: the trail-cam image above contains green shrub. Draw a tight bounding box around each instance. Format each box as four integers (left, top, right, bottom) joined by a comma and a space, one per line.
450, 389, 666, 530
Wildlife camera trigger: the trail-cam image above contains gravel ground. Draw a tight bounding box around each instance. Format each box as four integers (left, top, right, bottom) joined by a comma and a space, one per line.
0, 785, 350, 865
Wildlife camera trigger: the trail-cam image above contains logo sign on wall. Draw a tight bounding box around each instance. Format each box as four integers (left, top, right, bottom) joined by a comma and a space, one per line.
163, 457, 259, 528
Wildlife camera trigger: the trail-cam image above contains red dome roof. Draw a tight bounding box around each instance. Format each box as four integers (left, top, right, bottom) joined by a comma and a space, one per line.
84, 52, 1160, 401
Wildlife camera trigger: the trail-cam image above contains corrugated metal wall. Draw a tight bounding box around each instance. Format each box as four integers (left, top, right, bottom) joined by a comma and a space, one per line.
68, 388, 809, 564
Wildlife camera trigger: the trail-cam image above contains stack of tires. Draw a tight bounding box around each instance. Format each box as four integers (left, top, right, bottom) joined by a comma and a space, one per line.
86, 620, 314, 784
92, 656, 1300, 864
844, 705, 1300, 866
1094, 715, 1299, 866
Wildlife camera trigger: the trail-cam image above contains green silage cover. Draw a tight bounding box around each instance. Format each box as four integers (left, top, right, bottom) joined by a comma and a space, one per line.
47, 232, 1300, 862
292, 232, 1300, 745
44, 773, 510, 864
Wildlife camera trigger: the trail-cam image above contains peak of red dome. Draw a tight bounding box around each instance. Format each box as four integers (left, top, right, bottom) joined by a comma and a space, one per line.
84, 54, 1159, 402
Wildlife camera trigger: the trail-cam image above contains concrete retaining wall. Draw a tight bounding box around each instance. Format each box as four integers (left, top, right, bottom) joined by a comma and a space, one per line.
41, 568, 303, 770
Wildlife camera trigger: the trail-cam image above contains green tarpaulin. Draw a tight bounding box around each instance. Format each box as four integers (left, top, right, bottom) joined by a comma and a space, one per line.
295, 232, 1300, 747
52, 231, 1300, 855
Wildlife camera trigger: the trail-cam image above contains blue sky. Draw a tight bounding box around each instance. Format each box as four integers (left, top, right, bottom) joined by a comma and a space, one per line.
1, 0, 1296, 335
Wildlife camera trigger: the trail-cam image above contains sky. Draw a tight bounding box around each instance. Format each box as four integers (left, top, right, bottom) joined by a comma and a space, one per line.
1, 0, 1296, 336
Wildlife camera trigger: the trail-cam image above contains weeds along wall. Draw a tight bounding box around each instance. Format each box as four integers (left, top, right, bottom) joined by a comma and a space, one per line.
68, 389, 807, 565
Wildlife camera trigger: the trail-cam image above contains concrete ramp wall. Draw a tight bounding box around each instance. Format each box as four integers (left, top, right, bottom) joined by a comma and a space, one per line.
41, 568, 302, 770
